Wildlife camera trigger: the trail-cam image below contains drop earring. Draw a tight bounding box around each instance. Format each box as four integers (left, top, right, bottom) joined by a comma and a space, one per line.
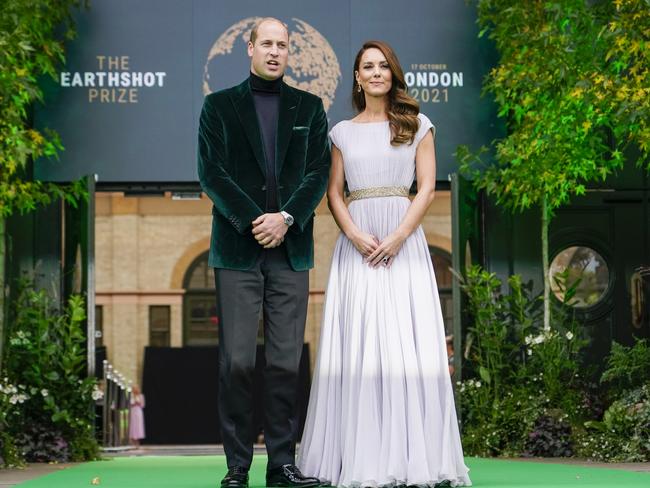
357, 83, 362, 93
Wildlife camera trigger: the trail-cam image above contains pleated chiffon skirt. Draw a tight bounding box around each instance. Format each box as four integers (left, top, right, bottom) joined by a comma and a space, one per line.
297, 197, 471, 487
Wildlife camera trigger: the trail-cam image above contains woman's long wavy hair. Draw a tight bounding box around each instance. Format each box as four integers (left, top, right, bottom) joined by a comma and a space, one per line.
352, 40, 420, 146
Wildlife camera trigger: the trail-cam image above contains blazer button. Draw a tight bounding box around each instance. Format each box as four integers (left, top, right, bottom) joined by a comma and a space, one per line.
261, 185, 267, 191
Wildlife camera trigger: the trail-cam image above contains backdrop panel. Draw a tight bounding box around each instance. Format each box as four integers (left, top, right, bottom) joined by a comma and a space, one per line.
35, 0, 498, 183
142, 345, 311, 444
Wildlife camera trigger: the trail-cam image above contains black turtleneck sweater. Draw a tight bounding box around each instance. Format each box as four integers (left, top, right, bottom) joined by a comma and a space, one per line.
250, 72, 281, 212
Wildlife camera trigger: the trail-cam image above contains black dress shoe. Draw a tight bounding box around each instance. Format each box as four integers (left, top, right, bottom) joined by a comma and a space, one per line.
221, 466, 249, 488
266, 464, 321, 487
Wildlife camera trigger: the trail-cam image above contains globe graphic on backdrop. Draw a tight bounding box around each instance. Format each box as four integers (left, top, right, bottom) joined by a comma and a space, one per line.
203, 17, 341, 112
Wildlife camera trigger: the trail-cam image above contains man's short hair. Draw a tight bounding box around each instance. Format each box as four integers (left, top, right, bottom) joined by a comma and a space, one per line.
249, 17, 289, 45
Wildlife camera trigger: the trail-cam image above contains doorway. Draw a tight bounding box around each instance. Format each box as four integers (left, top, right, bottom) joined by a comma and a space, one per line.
550, 190, 650, 362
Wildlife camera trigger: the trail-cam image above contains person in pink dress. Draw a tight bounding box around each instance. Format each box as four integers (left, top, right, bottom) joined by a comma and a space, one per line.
129, 385, 146, 447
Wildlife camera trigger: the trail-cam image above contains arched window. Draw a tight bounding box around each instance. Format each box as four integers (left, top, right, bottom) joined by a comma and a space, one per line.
183, 251, 218, 346
429, 246, 453, 336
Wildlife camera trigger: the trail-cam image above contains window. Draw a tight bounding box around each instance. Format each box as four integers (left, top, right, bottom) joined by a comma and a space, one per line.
183, 252, 219, 346
186, 255, 215, 290
149, 305, 171, 347
549, 246, 610, 308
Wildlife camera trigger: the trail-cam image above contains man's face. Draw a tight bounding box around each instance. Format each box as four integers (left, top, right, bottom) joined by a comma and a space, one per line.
248, 20, 289, 80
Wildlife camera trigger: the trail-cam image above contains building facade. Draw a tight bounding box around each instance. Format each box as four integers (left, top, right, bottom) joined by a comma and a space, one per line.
95, 191, 453, 384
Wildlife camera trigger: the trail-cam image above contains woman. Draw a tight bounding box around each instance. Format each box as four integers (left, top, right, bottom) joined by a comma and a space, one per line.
297, 41, 471, 487
129, 385, 146, 448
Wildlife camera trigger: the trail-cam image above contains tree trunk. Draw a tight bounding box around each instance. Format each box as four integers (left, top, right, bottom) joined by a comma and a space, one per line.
0, 215, 5, 369
542, 196, 551, 330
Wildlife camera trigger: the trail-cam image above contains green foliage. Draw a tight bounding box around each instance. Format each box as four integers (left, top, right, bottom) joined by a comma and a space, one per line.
0, 431, 22, 468
601, 339, 650, 398
2, 283, 100, 463
578, 383, 650, 462
457, 265, 590, 456
0, 379, 28, 467
459, 265, 650, 460
459, 0, 650, 213
0, 0, 88, 216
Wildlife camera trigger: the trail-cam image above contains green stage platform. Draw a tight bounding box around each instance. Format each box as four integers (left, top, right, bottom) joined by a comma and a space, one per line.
15, 455, 650, 488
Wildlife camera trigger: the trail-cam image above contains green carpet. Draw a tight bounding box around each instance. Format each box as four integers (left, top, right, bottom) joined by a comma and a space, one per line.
15, 455, 650, 488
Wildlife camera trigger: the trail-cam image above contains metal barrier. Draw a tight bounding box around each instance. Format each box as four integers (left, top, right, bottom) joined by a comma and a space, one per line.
101, 359, 133, 449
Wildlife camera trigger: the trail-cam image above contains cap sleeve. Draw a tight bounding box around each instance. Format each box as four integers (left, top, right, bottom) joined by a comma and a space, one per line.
329, 122, 344, 149
415, 113, 436, 145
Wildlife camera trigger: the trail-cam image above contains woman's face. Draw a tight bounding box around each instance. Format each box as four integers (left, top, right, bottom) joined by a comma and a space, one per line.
355, 47, 392, 99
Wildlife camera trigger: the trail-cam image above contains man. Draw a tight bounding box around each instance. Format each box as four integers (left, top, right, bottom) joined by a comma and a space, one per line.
198, 17, 330, 488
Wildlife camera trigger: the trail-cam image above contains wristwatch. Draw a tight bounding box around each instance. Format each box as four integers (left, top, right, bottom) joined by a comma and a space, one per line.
280, 211, 294, 227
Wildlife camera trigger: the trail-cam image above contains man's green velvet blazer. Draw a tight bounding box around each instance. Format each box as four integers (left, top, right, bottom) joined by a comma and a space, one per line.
198, 79, 331, 271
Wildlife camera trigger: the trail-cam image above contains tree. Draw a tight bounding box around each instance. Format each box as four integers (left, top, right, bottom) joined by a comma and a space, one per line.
459, 0, 650, 329
0, 0, 88, 365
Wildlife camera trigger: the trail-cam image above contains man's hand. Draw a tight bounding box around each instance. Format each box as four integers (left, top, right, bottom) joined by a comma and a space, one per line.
252, 213, 289, 248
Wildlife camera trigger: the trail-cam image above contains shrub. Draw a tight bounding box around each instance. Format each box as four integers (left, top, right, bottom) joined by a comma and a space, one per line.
523, 413, 573, 457
14, 423, 70, 463
578, 384, 650, 462
457, 265, 590, 457
601, 340, 650, 398
2, 283, 100, 464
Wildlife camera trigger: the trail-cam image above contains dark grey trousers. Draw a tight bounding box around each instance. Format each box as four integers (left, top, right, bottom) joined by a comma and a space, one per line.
214, 246, 309, 470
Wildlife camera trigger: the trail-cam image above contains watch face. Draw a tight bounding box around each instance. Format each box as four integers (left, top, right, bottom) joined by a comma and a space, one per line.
286, 215, 294, 225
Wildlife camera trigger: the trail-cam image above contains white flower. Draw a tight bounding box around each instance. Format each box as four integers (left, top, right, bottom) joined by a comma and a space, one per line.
9, 394, 28, 405
17, 331, 26, 339
476, 381, 482, 388
566, 331, 574, 340
92, 385, 104, 400
41, 389, 49, 397
532, 334, 545, 345
527, 349, 532, 356
524, 335, 533, 345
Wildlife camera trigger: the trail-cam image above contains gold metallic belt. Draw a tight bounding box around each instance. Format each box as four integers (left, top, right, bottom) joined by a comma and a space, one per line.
348, 186, 410, 201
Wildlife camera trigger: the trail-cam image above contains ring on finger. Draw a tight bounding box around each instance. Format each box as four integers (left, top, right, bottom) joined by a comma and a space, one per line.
382, 256, 389, 264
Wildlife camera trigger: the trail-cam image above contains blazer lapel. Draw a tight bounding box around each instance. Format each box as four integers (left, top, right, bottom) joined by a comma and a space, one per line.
231, 79, 266, 176
276, 82, 301, 175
